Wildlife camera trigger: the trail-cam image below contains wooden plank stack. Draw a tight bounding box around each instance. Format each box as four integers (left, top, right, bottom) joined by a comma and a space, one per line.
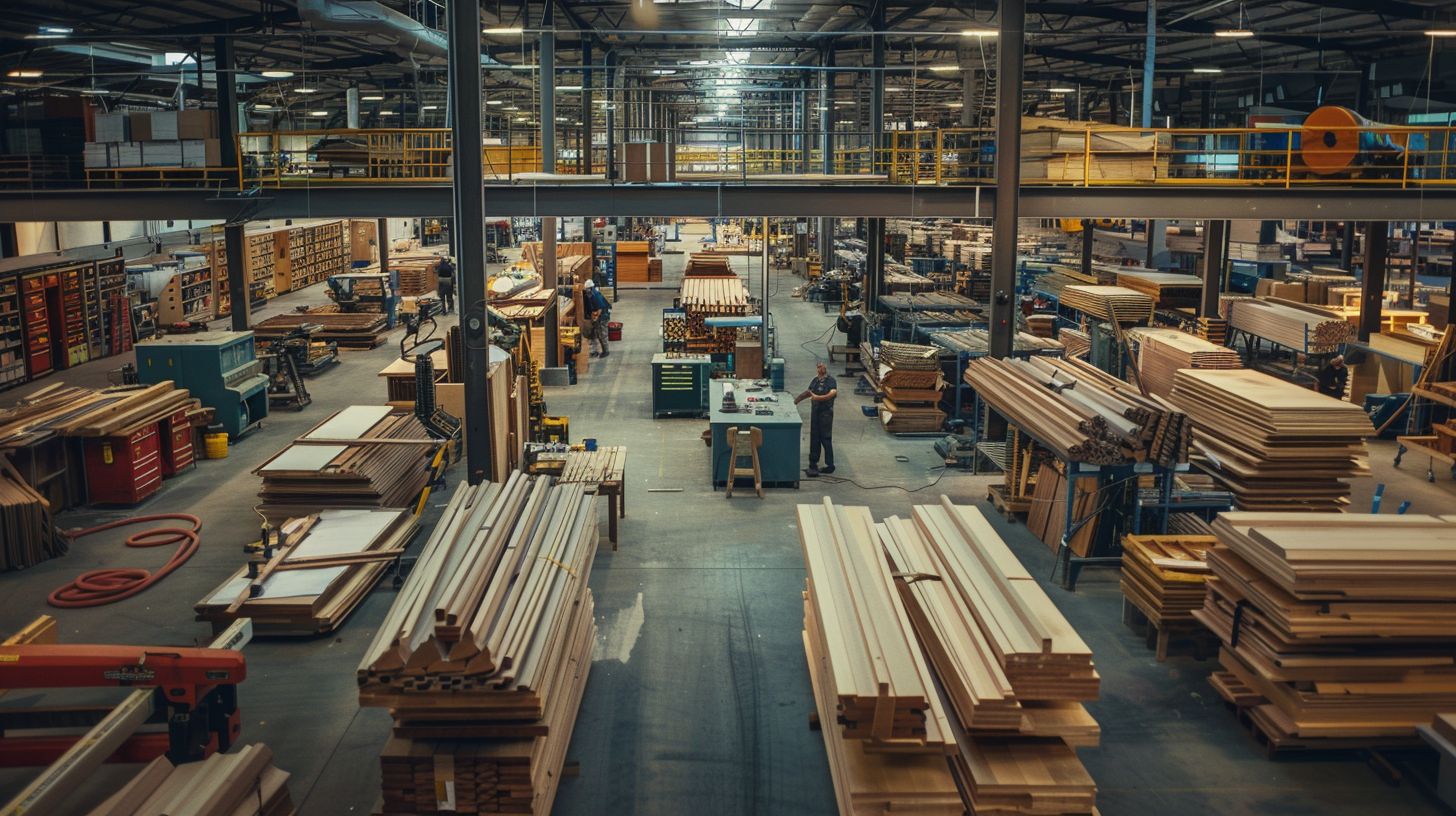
358, 475, 598, 815
615, 240, 653, 282
963, 356, 1190, 467
1127, 327, 1243, 399
0, 456, 62, 571
1114, 270, 1204, 308
683, 252, 734, 277
84, 744, 294, 816
1058, 285, 1154, 323
253, 311, 391, 349
1227, 298, 1353, 353
1195, 512, 1456, 744
875, 342, 946, 433
676, 270, 749, 353
1169, 369, 1373, 511
193, 507, 417, 635
1059, 327, 1090, 359
254, 406, 437, 508
1120, 534, 1214, 628
927, 329, 1064, 355
1025, 465, 1100, 557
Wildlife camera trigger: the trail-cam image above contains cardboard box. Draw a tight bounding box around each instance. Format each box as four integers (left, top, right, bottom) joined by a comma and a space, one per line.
178, 110, 216, 139
114, 141, 143, 168
83, 142, 110, 168
94, 112, 129, 142
128, 112, 153, 142
143, 140, 183, 167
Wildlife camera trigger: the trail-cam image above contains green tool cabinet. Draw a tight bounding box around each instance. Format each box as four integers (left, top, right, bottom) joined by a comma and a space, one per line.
652, 353, 711, 418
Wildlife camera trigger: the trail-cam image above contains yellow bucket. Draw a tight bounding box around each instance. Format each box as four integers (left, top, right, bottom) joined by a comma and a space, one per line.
205, 433, 229, 459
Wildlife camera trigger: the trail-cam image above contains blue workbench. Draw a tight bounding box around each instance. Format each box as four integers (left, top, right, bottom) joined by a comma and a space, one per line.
709, 379, 803, 489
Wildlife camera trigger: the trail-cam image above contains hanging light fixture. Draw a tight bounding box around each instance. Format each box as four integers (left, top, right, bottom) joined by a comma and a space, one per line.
1216, 3, 1253, 38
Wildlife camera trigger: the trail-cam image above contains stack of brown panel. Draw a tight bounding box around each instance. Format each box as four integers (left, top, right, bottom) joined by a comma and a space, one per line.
253, 311, 391, 349
615, 241, 652, 282
1127, 327, 1242, 399
876, 341, 945, 433
1058, 285, 1154, 322
254, 406, 437, 508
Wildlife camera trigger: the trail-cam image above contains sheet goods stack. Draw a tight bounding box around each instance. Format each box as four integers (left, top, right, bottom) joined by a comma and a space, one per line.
1126, 328, 1243, 399
1059, 327, 1090, 359
683, 252, 735, 277
874, 341, 946, 433
615, 240, 653, 283
0, 457, 62, 571
358, 475, 597, 815
253, 311, 391, 349
879, 498, 1100, 815
1119, 534, 1216, 630
194, 507, 417, 635
963, 356, 1191, 467
1057, 285, 1154, 323
254, 406, 437, 508
1195, 513, 1456, 743
1025, 465, 1100, 557
1019, 117, 1171, 182
928, 329, 1063, 355
1196, 317, 1227, 345
1114, 271, 1203, 308
798, 498, 961, 816
1227, 298, 1353, 353
1027, 264, 1105, 299
83, 744, 294, 816
1169, 369, 1373, 511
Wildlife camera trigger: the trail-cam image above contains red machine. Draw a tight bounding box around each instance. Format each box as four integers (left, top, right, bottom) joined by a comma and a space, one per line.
0, 644, 246, 766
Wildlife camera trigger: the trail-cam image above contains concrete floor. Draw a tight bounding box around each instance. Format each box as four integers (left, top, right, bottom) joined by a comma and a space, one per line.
1, 222, 1453, 815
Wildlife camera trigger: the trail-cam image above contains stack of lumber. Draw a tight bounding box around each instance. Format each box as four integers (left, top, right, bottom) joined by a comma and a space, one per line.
1027, 264, 1106, 299
1115, 270, 1203, 308
1127, 327, 1243, 399
1025, 464, 1100, 557
85, 744, 294, 816
1120, 534, 1215, 628
253, 311, 391, 349
1059, 327, 1090, 359
1218, 295, 1253, 321
1058, 285, 1154, 323
1169, 369, 1373, 511
358, 475, 597, 815
0, 382, 201, 446
963, 356, 1191, 467
557, 446, 625, 485
878, 291, 981, 312
876, 341, 945, 433
927, 329, 1063, 355
1196, 317, 1227, 345
254, 406, 437, 508
884, 268, 936, 292
520, 242, 592, 278
1227, 298, 1353, 353
877, 497, 1099, 815
1020, 117, 1170, 182
683, 252, 734, 277
616, 240, 652, 282
194, 507, 417, 635
1291, 269, 1359, 306
676, 273, 749, 353
1024, 314, 1057, 338
1228, 242, 1282, 262
0, 457, 61, 571
1196, 513, 1456, 743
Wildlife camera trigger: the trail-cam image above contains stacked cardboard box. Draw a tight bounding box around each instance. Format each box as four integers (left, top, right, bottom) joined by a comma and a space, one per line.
85, 109, 220, 168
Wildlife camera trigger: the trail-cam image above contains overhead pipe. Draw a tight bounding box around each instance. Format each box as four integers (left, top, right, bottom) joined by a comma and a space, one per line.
296, 0, 501, 65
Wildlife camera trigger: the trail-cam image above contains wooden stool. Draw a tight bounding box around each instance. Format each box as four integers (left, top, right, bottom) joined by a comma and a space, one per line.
724, 426, 763, 498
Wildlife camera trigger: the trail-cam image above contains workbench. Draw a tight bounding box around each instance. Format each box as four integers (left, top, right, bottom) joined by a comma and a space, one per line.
708, 379, 802, 489
556, 446, 627, 550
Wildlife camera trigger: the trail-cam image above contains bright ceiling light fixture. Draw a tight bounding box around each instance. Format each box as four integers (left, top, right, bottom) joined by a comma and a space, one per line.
380, 110, 397, 114
362, 94, 384, 101
652, 69, 678, 75
1047, 87, 1076, 93
1193, 67, 1222, 73
295, 86, 318, 93
6, 70, 42, 78
422, 105, 439, 110
260, 70, 294, 78
927, 65, 960, 72
961, 28, 997, 37
487, 99, 504, 105
688, 59, 711, 66
556, 85, 583, 91
1426, 30, 1456, 37
253, 104, 274, 111
483, 27, 523, 34
310, 110, 328, 116
1215, 29, 1253, 37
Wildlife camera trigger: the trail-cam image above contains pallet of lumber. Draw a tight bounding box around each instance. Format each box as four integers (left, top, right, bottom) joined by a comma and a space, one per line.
1196, 317, 1227, 345
616, 240, 652, 283
194, 507, 417, 635
1169, 369, 1373, 511
1127, 327, 1243, 399
84, 744, 294, 816
677, 275, 748, 313
874, 342, 946, 432
963, 356, 1190, 467
1227, 298, 1352, 353
683, 252, 734, 277
0, 455, 62, 571
1120, 534, 1215, 627
254, 406, 437, 508
1059, 327, 1090, 359
1114, 271, 1203, 308
1057, 285, 1154, 323
927, 329, 1063, 355
253, 311, 391, 349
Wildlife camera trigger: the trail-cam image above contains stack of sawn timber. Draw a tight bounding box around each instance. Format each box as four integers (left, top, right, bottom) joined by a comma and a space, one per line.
928, 329, 1063, 355
84, 744, 294, 816
615, 240, 654, 282
1120, 534, 1215, 628
963, 356, 1190, 467
253, 311, 391, 349
1114, 271, 1203, 308
1058, 285, 1154, 323
1227, 298, 1353, 353
878, 497, 1101, 815
0, 456, 61, 570
1195, 512, 1456, 743
358, 474, 597, 815
254, 405, 436, 508
676, 270, 749, 353
1169, 369, 1373, 511
1126, 327, 1242, 400
876, 341, 946, 433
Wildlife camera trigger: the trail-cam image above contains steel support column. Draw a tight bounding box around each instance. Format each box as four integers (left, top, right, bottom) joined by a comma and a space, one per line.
1199, 219, 1227, 318
1359, 221, 1388, 343
581, 37, 593, 176
989, 0, 1025, 360
1340, 221, 1355, 271
1081, 219, 1094, 277
540, 28, 555, 175
449, 0, 491, 484
377, 218, 389, 274
214, 33, 238, 173
819, 48, 833, 175
869, 3, 884, 176
225, 222, 249, 331
605, 52, 617, 181
866, 217, 885, 313
1141, 0, 1155, 129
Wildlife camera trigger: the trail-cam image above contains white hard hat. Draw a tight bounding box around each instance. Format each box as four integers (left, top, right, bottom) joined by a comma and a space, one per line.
583, 279, 595, 289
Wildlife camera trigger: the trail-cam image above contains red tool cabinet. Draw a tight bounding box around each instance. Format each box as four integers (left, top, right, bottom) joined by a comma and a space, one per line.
161, 408, 195, 476
84, 422, 163, 504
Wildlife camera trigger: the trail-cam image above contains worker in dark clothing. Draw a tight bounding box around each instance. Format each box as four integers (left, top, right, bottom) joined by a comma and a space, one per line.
436, 257, 456, 314
1315, 354, 1348, 400
583, 279, 611, 357
795, 362, 838, 476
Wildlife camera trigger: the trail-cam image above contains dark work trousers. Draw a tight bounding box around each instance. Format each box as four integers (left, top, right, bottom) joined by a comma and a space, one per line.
438, 279, 455, 313
810, 409, 834, 468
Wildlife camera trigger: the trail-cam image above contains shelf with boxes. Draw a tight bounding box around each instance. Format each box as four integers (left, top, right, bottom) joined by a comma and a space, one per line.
0, 279, 24, 388
85, 108, 222, 180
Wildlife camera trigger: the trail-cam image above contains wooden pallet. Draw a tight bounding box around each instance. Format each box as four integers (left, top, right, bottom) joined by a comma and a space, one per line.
986, 483, 1031, 517
1120, 596, 1216, 662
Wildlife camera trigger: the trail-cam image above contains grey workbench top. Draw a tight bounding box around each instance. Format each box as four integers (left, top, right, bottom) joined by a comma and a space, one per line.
709, 379, 803, 426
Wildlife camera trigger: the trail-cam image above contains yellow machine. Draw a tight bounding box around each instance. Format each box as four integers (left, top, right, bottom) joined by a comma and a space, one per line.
540, 415, 569, 443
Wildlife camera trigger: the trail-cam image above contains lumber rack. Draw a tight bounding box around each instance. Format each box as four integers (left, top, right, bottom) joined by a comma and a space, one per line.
1227, 326, 1335, 387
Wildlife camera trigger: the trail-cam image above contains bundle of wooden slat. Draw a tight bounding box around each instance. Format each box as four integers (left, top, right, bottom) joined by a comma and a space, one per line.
797, 498, 948, 746
254, 406, 437, 508
253, 312, 391, 349
1027, 265, 1104, 298
1218, 295, 1253, 320
0, 457, 62, 571
677, 276, 748, 312
84, 744, 294, 816
927, 329, 1064, 355
1059, 327, 1090, 359
1196, 513, 1456, 743
878, 292, 982, 312
683, 252, 734, 277
1058, 285, 1154, 323
194, 507, 417, 635
616, 240, 652, 282
1169, 369, 1373, 511
1120, 534, 1215, 627
1127, 327, 1243, 399
876, 342, 946, 433
0, 381, 200, 444
1025, 464, 1100, 557
963, 356, 1191, 467
1227, 298, 1353, 353
1114, 270, 1204, 308
556, 446, 625, 485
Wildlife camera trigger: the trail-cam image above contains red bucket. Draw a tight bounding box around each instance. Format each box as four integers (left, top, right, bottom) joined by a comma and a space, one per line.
608, 321, 623, 341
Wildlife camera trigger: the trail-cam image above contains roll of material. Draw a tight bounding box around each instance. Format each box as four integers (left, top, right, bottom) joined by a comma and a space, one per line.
1300, 105, 1405, 175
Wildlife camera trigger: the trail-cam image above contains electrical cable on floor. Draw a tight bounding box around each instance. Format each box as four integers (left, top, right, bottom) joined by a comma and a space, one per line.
799, 323, 836, 361
47, 514, 203, 608
813, 465, 950, 493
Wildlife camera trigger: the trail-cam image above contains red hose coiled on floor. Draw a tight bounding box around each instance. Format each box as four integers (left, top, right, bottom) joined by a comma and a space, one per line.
47, 514, 203, 608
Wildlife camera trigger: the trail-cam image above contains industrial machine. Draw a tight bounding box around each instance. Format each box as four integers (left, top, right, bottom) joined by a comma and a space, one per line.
935, 432, 977, 469
136, 331, 269, 439
326, 271, 400, 328
258, 324, 336, 410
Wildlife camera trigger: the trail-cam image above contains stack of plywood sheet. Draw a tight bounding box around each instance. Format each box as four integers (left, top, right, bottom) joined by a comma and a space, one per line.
253, 311, 391, 349
1020, 117, 1171, 183
1127, 327, 1243, 399
1058, 285, 1154, 323
1196, 512, 1456, 744
1227, 298, 1353, 353
0, 457, 62, 571
1114, 270, 1204, 308
84, 744, 294, 816
1196, 317, 1228, 345
1169, 369, 1373, 511
254, 406, 437, 508
616, 240, 652, 282
876, 341, 946, 433
359, 475, 598, 815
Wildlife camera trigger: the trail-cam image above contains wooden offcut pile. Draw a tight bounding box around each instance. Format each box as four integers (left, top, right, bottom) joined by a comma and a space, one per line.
963, 356, 1190, 467
85, 744, 294, 816
358, 475, 597, 815
876, 341, 946, 433
1169, 369, 1373, 511
1227, 298, 1352, 353
254, 406, 437, 508
1058, 285, 1154, 323
253, 311, 391, 349
1127, 327, 1242, 399
1196, 513, 1456, 745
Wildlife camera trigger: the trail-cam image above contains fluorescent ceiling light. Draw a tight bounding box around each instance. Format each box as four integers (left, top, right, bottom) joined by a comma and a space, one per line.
380, 110, 397, 114
295, 86, 318, 93
362, 94, 384, 101
483, 27, 523, 34
1047, 87, 1076, 93
505, 105, 520, 110
556, 85, 582, 91
885, 87, 906, 93
1426, 30, 1456, 37
260, 70, 294, 78
1192, 67, 1222, 73
7, 70, 42, 78
652, 69, 678, 75
688, 60, 711, 66
962, 28, 997, 37
1215, 29, 1253, 38
310, 110, 328, 116
253, 104, 274, 111
41, 26, 73, 34
927, 65, 960, 72
555, 116, 568, 121
946, 102, 964, 108
422, 105, 439, 110
487, 99, 503, 105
